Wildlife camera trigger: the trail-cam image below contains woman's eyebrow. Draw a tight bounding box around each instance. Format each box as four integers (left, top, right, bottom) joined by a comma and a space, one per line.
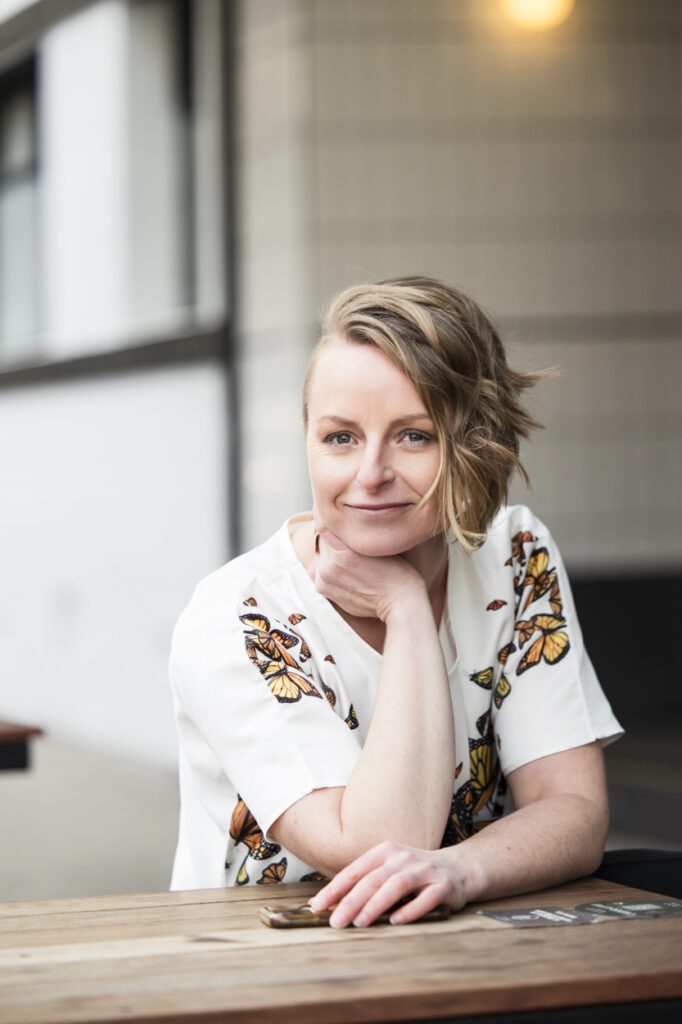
318, 414, 433, 428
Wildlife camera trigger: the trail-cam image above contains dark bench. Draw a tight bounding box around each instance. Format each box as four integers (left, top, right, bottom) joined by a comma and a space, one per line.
0, 720, 43, 770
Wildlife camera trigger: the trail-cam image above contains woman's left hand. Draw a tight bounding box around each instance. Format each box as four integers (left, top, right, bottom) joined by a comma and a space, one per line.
307, 840, 470, 928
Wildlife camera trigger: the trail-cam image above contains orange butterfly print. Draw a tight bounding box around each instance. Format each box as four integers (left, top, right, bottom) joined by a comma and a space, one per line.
486, 599, 507, 611
516, 615, 570, 675
288, 613, 306, 625
240, 613, 321, 703
493, 674, 511, 708
244, 641, 263, 668
260, 658, 322, 703
470, 738, 496, 815
514, 619, 536, 645
442, 728, 504, 847
504, 530, 536, 567
441, 782, 474, 845
324, 654, 336, 664
322, 682, 337, 708
476, 710, 492, 738
270, 628, 300, 651
518, 548, 557, 615
549, 578, 563, 615
300, 871, 328, 883
240, 613, 297, 661
257, 858, 288, 884
230, 797, 281, 861
497, 641, 516, 665
469, 667, 494, 690
243, 596, 257, 606
345, 704, 359, 730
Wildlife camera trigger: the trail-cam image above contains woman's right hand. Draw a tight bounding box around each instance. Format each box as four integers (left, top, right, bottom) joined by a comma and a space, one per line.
307, 840, 471, 928
309, 513, 427, 623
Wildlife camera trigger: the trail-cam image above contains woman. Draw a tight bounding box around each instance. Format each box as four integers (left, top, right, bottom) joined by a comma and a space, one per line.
169, 276, 623, 926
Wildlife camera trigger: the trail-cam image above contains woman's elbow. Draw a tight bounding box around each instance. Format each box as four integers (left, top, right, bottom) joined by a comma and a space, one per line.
317, 827, 441, 879
580, 795, 610, 875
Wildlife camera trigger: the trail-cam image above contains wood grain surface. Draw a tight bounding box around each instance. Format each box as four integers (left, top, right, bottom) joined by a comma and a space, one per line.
1, 877, 681, 1024
0, 722, 42, 743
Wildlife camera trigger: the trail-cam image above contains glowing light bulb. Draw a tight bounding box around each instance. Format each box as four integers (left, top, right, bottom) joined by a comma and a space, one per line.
500, 0, 575, 32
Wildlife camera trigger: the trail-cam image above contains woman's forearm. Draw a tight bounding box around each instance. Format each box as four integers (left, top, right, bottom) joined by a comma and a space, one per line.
339, 588, 457, 853
449, 793, 609, 905
308, 747, 609, 927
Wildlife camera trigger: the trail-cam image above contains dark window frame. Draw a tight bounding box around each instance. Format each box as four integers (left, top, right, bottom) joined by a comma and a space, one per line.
0, 53, 37, 179
0, 52, 39, 347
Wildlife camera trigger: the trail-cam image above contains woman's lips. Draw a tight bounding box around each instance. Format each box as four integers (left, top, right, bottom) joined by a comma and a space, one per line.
344, 503, 412, 518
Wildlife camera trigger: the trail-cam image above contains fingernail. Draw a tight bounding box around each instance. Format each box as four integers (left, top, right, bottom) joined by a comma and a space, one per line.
353, 914, 368, 927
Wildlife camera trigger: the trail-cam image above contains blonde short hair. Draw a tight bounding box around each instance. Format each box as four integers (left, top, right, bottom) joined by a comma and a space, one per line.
303, 275, 551, 551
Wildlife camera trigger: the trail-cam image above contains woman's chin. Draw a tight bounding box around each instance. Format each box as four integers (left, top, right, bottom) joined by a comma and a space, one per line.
336, 525, 424, 559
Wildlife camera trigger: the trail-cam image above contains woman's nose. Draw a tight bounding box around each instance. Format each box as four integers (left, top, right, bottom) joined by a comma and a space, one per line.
354, 445, 395, 490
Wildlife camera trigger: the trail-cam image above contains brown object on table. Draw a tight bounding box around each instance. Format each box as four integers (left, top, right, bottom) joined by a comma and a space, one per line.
0, 720, 43, 771
0, 877, 681, 1023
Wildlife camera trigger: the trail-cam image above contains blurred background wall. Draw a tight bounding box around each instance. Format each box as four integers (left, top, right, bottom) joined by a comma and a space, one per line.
0, 0, 680, 900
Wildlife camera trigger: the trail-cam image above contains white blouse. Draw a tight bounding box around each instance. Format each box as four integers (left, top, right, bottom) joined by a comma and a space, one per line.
169, 504, 623, 891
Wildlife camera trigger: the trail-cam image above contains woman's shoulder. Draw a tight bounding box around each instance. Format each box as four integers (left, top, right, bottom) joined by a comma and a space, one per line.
488, 503, 552, 542
451, 504, 556, 589
169, 521, 300, 677
196, 527, 291, 606
479, 504, 559, 564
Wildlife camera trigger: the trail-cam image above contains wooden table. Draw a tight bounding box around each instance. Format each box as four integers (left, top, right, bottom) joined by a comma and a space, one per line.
1, 877, 681, 1023
0, 721, 43, 771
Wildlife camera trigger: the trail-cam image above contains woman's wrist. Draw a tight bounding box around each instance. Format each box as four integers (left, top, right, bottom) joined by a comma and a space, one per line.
381, 580, 430, 626
436, 840, 488, 907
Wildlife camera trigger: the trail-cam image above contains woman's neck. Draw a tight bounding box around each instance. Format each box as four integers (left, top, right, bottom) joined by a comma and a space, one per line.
401, 532, 449, 609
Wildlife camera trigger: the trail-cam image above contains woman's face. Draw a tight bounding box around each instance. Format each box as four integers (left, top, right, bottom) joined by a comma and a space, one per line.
305, 336, 443, 557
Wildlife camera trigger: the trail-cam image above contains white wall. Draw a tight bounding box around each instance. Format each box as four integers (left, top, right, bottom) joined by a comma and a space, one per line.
508, 336, 682, 572
0, 363, 228, 768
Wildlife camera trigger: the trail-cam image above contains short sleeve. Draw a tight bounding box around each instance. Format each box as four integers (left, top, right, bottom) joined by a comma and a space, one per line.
170, 594, 362, 841
492, 518, 624, 777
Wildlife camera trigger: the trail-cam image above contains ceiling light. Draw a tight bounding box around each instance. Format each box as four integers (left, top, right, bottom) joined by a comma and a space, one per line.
500, 0, 575, 32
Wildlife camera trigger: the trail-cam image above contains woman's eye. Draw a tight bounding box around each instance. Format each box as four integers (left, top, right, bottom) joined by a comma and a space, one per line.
324, 431, 354, 446
402, 430, 432, 446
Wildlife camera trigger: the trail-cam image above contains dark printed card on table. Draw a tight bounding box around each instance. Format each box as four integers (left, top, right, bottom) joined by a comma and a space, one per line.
575, 898, 682, 920
476, 906, 605, 928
